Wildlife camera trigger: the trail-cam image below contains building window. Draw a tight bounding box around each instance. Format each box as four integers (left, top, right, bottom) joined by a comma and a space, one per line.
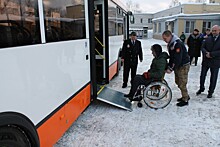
148, 18, 152, 23
202, 21, 212, 33
170, 21, 174, 33
158, 23, 161, 33
140, 18, 143, 23
154, 23, 157, 33
165, 22, 168, 30
185, 21, 195, 33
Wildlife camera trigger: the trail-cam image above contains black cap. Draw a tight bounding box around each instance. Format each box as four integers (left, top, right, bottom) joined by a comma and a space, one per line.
130, 31, 137, 36
151, 44, 162, 57
194, 29, 199, 32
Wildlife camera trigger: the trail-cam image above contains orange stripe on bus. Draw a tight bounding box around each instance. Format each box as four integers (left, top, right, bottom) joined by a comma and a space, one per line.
37, 84, 91, 147
109, 61, 118, 80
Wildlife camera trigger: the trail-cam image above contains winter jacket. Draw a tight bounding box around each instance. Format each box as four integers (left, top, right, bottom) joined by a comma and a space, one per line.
187, 34, 202, 57
121, 39, 143, 65
201, 35, 220, 68
147, 52, 169, 80
167, 35, 190, 71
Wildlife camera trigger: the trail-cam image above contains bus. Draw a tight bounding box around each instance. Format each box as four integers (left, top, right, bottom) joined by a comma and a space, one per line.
0, 0, 131, 146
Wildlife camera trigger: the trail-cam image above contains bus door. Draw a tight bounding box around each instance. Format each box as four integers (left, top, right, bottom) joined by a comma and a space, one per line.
94, 1, 107, 85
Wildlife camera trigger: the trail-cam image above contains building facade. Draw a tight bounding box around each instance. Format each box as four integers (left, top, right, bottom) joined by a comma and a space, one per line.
152, 2, 220, 40
129, 13, 153, 38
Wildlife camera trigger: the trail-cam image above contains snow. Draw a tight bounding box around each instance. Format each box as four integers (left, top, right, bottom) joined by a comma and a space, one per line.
54, 38, 220, 147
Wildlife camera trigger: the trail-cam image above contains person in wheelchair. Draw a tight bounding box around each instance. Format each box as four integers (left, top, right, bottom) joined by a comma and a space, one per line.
124, 44, 169, 101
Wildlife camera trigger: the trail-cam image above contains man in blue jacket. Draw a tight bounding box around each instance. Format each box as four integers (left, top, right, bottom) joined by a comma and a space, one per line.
196, 25, 220, 98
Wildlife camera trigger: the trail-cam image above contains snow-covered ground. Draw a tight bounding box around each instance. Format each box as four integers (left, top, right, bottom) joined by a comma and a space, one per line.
55, 39, 220, 147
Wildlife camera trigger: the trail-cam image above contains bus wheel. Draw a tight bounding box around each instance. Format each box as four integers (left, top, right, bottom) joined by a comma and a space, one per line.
0, 125, 31, 147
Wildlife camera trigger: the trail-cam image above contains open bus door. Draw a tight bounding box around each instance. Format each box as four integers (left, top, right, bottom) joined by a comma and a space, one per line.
93, 0, 132, 111
94, 1, 108, 85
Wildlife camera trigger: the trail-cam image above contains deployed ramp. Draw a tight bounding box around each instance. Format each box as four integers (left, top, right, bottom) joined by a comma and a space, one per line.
97, 86, 132, 111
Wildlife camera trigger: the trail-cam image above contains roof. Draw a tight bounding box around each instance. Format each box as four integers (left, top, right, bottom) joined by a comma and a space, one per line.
152, 13, 220, 21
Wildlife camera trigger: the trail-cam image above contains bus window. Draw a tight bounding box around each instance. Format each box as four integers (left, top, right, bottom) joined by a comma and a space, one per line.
43, 0, 86, 42
0, 0, 41, 48
117, 8, 124, 35
108, 0, 117, 36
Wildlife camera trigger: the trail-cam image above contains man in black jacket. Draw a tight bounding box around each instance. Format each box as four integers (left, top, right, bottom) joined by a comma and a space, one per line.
121, 32, 143, 88
162, 30, 190, 107
196, 25, 220, 98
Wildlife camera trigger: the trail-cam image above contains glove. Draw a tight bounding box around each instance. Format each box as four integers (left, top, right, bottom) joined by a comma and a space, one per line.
143, 72, 150, 79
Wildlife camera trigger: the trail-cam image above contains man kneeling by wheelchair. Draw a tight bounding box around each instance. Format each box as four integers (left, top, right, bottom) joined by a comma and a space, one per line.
124, 44, 169, 101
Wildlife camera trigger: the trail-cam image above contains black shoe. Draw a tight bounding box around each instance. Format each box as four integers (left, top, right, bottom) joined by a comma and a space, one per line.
177, 97, 190, 102
196, 89, 204, 95
207, 93, 213, 98
176, 100, 188, 107
124, 94, 132, 98
122, 83, 127, 88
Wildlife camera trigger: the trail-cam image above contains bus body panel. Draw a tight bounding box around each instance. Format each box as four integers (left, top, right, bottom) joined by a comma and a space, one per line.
37, 83, 91, 147
0, 39, 91, 125
108, 35, 123, 80
109, 35, 123, 66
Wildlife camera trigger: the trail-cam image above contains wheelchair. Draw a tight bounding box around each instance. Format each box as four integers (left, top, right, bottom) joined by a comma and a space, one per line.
131, 79, 172, 109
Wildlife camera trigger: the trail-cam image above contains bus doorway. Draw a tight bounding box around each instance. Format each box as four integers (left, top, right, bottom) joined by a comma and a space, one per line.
94, 2, 107, 85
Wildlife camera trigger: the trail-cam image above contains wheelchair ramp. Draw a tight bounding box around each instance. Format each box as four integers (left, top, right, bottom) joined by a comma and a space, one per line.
97, 87, 132, 111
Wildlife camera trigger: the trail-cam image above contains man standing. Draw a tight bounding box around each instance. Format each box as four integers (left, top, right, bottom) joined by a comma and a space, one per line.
196, 25, 220, 98
121, 32, 143, 88
162, 30, 190, 107
187, 29, 202, 66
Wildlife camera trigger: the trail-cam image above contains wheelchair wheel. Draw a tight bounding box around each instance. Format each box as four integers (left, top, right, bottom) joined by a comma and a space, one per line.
137, 102, 143, 108
143, 82, 172, 109
144, 82, 169, 100
162, 79, 168, 85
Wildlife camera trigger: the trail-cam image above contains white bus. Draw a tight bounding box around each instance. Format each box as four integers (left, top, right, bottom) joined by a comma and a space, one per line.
0, 0, 131, 146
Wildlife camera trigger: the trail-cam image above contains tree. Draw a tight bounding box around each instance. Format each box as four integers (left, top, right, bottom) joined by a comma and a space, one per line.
126, 0, 141, 13
169, 0, 181, 8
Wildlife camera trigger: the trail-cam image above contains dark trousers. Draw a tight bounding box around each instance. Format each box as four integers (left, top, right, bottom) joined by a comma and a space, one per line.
190, 56, 198, 66
129, 75, 150, 96
200, 65, 219, 94
123, 62, 138, 84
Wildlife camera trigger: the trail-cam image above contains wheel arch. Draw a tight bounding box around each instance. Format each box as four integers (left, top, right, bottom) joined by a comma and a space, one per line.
0, 112, 40, 147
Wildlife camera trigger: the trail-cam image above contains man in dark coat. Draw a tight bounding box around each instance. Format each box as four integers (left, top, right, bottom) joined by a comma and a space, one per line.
196, 25, 220, 98
121, 32, 143, 88
187, 29, 202, 66
162, 30, 190, 107
124, 44, 168, 100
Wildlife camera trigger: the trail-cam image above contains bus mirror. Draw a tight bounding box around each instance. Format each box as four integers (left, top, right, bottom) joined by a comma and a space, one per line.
130, 15, 134, 24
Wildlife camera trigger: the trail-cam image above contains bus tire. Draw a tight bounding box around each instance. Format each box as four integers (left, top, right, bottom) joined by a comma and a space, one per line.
0, 112, 40, 147
0, 125, 31, 147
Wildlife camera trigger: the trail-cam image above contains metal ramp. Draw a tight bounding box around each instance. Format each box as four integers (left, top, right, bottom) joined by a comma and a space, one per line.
97, 86, 132, 111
